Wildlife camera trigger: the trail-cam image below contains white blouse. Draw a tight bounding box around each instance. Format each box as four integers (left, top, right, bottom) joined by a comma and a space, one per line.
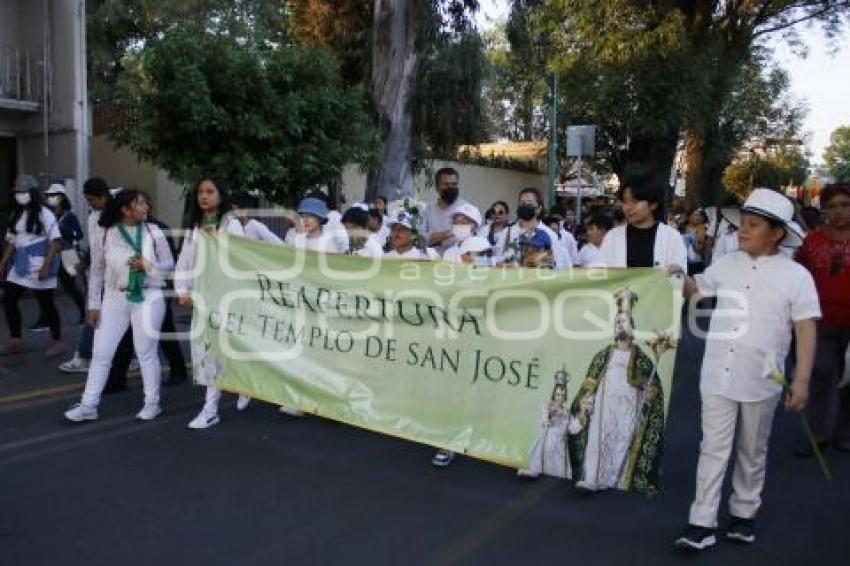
175, 216, 244, 296
87, 222, 175, 309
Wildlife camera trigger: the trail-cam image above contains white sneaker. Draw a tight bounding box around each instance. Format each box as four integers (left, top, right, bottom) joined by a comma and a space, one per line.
278, 406, 304, 417
65, 403, 98, 422
128, 359, 141, 375
187, 409, 220, 430
59, 353, 90, 374
136, 403, 162, 421
236, 395, 251, 411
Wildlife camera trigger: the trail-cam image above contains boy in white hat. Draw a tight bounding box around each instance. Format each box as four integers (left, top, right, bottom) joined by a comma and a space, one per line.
384, 211, 440, 260
672, 188, 820, 551
442, 203, 484, 263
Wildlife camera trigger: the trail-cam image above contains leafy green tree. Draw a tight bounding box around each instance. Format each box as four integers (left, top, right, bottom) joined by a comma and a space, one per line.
722, 145, 809, 200
524, 0, 848, 205
87, 0, 289, 103
824, 126, 850, 182
112, 25, 378, 204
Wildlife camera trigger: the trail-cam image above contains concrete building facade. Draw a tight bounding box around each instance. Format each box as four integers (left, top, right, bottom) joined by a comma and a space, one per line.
0, 0, 88, 233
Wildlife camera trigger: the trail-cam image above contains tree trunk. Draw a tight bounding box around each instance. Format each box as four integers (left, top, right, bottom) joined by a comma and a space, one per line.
683, 128, 706, 209
367, 0, 418, 202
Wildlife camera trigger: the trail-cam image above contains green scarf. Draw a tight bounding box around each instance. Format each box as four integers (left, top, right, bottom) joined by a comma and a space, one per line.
201, 214, 220, 229
117, 223, 145, 304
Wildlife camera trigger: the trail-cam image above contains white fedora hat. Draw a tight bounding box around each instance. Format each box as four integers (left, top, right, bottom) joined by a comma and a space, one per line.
723, 188, 804, 248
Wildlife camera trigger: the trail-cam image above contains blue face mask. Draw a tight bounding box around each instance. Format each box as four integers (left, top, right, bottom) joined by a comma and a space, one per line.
474, 255, 492, 268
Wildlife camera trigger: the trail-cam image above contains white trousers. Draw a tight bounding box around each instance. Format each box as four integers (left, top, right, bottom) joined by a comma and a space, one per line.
689, 393, 780, 528
81, 289, 165, 408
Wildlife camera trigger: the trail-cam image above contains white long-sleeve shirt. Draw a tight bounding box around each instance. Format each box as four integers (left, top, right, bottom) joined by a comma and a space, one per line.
243, 219, 283, 244
174, 216, 244, 296
87, 222, 175, 309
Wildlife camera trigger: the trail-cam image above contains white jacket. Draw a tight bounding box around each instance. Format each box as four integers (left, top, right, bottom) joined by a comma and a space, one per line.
598, 223, 687, 270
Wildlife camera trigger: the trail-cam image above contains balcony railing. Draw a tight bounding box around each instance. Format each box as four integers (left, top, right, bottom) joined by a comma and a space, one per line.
0, 46, 45, 107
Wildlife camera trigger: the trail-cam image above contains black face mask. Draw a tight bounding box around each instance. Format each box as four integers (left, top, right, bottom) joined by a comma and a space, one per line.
441, 187, 459, 205
517, 204, 538, 221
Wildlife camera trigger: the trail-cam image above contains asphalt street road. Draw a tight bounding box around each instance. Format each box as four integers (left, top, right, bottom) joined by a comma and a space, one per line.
1, 295, 848, 565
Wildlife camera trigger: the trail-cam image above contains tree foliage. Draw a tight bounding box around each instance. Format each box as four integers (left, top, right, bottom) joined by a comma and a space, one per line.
112, 25, 378, 204
722, 146, 809, 200
87, 0, 288, 102
824, 126, 850, 182
515, 0, 849, 203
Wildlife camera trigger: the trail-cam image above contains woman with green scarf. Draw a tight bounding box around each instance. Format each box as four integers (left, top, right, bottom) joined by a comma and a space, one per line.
65, 190, 175, 423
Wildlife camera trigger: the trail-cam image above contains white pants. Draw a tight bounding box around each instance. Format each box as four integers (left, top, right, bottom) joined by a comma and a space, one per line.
81, 289, 166, 408
689, 393, 780, 528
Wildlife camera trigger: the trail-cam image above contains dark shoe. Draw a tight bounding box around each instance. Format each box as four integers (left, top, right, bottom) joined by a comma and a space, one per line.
725, 516, 756, 544
673, 525, 717, 551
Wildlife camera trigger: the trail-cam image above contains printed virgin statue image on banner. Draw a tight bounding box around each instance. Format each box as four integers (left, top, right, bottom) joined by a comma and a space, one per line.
189, 234, 682, 497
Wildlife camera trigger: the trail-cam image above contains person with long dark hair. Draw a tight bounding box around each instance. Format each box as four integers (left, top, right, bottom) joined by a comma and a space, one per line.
0, 175, 65, 356
64, 190, 175, 422
43, 183, 86, 324
176, 178, 246, 429
598, 178, 687, 271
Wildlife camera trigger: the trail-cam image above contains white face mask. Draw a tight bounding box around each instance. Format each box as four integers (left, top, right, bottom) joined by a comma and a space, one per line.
452, 224, 474, 242
14, 192, 32, 206
46, 195, 62, 207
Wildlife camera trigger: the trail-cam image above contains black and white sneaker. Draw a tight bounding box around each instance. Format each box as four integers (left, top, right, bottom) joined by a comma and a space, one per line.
674, 525, 717, 551
725, 516, 756, 544
431, 449, 455, 468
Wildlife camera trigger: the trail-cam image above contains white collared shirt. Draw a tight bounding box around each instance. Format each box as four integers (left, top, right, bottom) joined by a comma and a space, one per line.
695, 251, 821, 402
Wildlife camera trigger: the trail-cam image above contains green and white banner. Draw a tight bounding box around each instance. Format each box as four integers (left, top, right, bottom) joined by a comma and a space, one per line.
191, 234, 682, 496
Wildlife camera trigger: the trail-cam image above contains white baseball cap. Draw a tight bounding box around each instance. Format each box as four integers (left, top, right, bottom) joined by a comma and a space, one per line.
45, 183, 67, 196
459, 236, 491, 255
452, 203, 482, 228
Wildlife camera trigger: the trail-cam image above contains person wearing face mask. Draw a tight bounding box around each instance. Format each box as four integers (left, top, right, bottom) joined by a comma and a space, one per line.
420, 167, 479, 254
442, 203, 484, 263
0, 175, 65, 356
342, 205, 384, 258
42, 183, 86, 325
504, 188, 572, 269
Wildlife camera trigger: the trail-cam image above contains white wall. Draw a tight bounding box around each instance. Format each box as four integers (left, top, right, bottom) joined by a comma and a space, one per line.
341, 160, 547, 213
